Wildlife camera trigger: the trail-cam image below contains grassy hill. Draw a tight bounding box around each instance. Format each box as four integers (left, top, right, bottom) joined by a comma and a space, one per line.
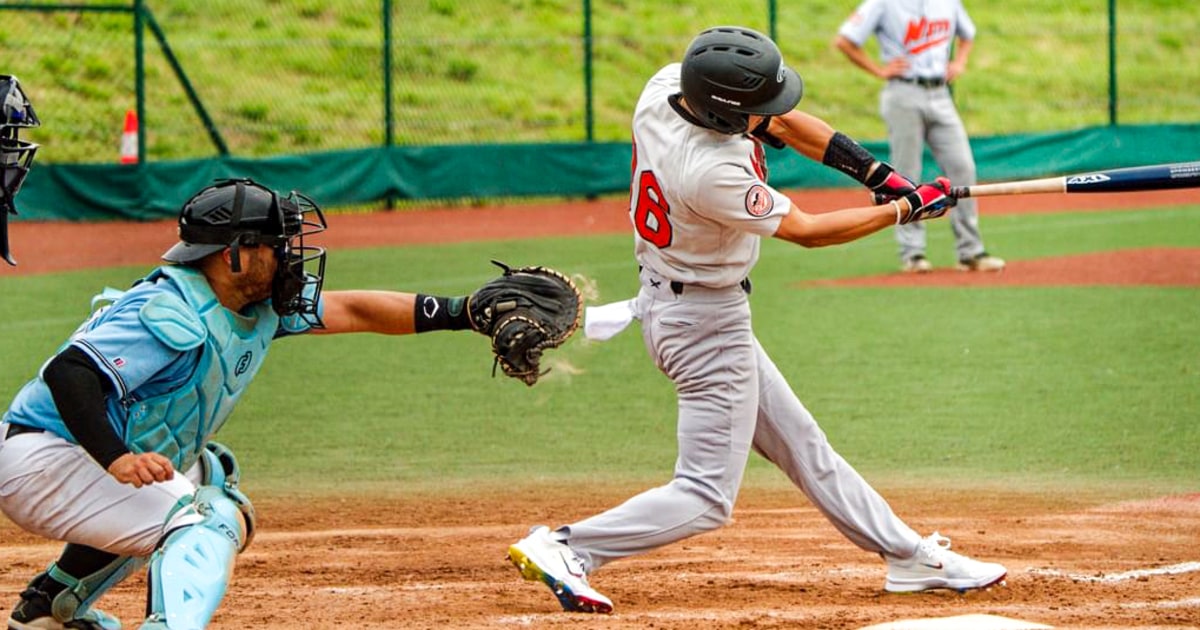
4, 0, 1198, 162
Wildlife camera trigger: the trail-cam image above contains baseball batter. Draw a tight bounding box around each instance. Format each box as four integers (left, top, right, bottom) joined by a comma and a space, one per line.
836, 0, 1004, 272
0, 178, 530, 629
508, 26, 1006, 613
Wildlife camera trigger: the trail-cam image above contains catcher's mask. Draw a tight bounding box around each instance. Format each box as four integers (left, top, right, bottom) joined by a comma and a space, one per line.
678, 26, 804, 135
162, 178, 327, 325
1, 75, 41, 265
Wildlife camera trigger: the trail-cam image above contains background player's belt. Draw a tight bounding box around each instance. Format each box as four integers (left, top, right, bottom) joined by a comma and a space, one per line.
895, 76, 946, 88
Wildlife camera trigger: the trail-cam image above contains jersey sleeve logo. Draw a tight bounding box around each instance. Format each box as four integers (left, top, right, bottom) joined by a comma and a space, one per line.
745, 185, 774, 217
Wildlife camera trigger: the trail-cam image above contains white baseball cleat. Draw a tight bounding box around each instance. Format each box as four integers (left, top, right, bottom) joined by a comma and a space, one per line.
901, 254, 934, 273
884, 532, 1007, 593
508, 525, 613, 613
957, 252, 1006, 272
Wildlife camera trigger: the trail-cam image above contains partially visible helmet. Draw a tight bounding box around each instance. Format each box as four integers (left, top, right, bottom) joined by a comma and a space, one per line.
1, 75, 41, 265
162, 178, 328, 325
679, 26, 804, 135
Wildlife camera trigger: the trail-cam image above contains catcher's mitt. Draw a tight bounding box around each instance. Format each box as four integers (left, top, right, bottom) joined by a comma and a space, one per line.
468, 260, 583, 386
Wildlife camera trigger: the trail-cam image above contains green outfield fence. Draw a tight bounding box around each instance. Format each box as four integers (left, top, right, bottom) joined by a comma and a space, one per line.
3, 0, 1199, 220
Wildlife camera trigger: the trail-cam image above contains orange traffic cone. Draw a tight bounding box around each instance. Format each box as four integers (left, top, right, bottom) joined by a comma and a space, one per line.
119, 109, 138, 164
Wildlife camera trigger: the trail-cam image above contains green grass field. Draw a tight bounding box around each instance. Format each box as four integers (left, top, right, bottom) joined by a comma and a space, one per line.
7, 0, 1199, 159
2, 204, 1197, 500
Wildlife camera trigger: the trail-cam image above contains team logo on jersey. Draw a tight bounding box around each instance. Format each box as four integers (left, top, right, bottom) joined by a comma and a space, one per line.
113, 357, 126, 368
904, 18, 951, 53
745, 185, 774, 217
235, 351, 253, 376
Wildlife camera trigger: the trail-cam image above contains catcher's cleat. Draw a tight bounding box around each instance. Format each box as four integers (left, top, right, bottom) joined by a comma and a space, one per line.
7, 586, 121, 630
508, 526, 613, 614
884, 532, 1007, 593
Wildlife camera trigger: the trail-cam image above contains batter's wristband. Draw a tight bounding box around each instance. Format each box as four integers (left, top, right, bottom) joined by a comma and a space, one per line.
890, 200, 903, 225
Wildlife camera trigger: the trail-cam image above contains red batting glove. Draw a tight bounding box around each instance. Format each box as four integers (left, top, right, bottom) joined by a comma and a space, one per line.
898, 177, 957, 224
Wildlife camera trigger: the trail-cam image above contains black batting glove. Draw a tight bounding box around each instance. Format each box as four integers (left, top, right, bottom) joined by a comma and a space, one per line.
897, 177, 957, 224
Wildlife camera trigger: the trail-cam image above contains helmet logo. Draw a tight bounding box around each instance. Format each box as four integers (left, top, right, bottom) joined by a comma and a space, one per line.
711, 94, 742, 106
777, 63, 785, 83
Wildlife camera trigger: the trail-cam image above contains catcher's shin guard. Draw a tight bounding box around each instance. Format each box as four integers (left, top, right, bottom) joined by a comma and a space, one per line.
144, 487, 245, 629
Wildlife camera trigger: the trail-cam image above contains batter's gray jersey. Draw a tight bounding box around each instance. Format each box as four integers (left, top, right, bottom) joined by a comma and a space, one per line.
839, 0, 975, 79
630, 64, 791, 288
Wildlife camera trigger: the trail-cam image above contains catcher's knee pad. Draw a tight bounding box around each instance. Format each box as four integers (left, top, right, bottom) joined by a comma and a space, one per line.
146, 487, 245, 629
198, 441, 257, 549
36, 554, 147, 624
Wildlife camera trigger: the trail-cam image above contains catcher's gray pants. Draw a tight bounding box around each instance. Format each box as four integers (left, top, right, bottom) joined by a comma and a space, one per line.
881, 81, 986, 263
562, 273, 921, 572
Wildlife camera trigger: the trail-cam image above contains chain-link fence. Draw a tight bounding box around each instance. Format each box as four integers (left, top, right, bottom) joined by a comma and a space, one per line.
3, 0, 1198, 164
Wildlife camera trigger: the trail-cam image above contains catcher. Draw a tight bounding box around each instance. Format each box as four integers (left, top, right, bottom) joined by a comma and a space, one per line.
0, 177, 580, 629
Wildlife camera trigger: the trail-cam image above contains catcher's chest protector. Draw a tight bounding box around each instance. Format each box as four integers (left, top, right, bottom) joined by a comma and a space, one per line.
119, 266, 277, 471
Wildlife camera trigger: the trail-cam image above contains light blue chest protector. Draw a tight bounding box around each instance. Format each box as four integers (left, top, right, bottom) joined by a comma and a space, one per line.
120, 266, 278, 472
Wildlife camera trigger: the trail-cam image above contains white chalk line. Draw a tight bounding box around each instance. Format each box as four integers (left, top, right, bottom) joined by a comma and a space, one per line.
1121, 597, 1200, 610
1027, 561, 1200, 583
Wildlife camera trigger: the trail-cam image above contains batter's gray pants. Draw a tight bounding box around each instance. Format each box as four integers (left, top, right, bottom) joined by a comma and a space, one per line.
562, 275, 921, 572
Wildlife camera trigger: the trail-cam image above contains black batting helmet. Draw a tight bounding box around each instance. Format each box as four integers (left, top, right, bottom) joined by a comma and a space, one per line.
679, 26, 804, 135
162, 178, 328, 324
1, 75, 41, 265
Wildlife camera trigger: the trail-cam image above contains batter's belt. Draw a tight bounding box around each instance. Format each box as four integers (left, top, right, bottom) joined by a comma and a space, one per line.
639, 267, 751, 302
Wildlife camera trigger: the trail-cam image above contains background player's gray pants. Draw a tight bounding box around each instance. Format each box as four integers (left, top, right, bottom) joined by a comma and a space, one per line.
563, 278, 920, 572
881, 81, 986, 263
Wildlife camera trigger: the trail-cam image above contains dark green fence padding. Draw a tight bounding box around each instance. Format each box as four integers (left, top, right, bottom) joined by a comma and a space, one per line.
16, 123, 1199, 221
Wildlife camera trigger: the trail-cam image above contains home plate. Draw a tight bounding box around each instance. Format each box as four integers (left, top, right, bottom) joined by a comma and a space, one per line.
860, 613, 1053, 630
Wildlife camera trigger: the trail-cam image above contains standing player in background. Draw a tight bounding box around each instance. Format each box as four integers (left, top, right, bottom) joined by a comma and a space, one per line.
0, 75, 40, 266
0, 178, 536, 629
835, 0, 1005, 273
506, 26, 1006, 614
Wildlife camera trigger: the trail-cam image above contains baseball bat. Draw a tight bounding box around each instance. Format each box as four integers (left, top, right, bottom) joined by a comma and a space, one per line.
949, 161, 1200, 198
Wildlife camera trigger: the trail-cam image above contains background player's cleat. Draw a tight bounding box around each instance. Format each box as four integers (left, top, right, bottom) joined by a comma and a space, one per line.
508, 525, 613, 614
884, 532, 1007, 593
956, 252, 1006, 272
7, 586, 121, 630
901, 254, 933, 273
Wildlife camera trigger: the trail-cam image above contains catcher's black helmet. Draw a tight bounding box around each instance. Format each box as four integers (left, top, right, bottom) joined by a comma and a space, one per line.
1, 75, 41, 265
162, 178, 328, 324
679, 26, 804, 135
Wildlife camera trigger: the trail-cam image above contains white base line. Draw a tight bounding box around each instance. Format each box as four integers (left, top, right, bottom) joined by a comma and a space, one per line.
1028, 561, 1200, 583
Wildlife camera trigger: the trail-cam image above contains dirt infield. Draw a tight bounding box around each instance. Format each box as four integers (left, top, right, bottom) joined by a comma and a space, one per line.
1, 188, 1198, 628
1, 487, 1198, 629
1, 186, 1196, 276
